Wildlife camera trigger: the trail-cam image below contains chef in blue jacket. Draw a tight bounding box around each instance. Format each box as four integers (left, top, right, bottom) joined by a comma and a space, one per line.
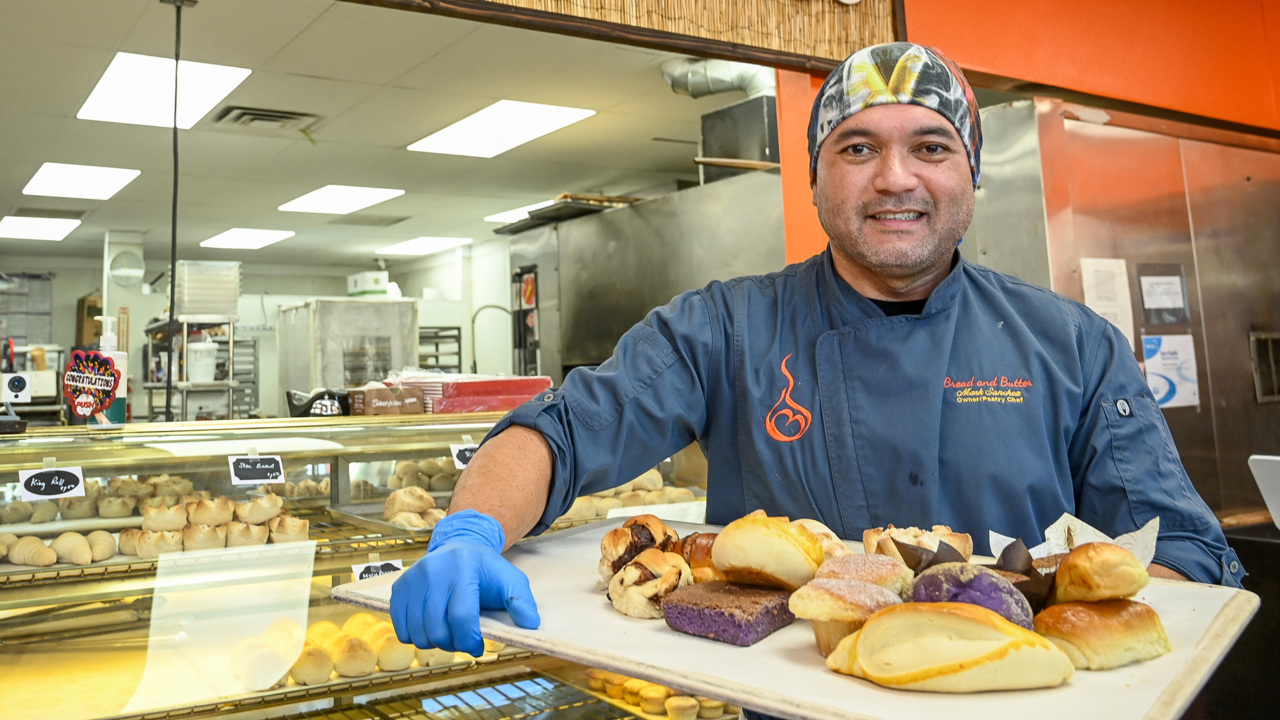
391, 42, 1246, 656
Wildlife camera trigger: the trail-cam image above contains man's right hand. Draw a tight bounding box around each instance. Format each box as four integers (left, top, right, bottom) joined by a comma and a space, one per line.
390, 509, 541, 656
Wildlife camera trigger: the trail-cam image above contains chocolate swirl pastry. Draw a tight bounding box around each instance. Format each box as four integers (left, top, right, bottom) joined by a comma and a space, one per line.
607, 547, 693, 618
598, 514, 679, 586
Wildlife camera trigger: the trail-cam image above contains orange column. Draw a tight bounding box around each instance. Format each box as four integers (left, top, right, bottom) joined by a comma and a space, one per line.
775, 68, 829, 265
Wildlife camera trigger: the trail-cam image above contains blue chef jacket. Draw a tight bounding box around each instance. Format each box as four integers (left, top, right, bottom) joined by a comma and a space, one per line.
491, 248, 1244, 586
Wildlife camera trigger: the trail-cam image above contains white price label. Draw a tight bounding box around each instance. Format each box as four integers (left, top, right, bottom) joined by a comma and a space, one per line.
19, 465, 85, 502
352, 558, 403, 580
449, 444, 479, 470
228, 455, 285, 486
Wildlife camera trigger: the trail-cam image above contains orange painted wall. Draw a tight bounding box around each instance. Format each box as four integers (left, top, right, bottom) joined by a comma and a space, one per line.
776, 69, 828, 264
904, 0, 1280, 132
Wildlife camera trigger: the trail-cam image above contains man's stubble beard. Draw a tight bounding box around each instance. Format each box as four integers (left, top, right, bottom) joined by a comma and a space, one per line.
818, 194, 975, 280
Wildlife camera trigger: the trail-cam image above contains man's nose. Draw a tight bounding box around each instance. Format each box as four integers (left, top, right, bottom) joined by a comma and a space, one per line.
872, 150, 919, 194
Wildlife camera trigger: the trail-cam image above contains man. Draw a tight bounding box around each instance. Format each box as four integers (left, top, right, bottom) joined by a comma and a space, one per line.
391, 43, 1245, 656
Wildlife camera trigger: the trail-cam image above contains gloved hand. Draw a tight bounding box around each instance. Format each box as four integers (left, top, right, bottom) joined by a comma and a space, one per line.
390, 509, 541, 656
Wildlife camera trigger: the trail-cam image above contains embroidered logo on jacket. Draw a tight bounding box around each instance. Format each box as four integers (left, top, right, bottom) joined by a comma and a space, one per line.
766, 353, 813, 441
943, 374, 1033, 404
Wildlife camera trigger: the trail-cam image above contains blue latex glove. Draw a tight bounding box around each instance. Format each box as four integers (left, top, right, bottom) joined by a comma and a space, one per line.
390, 509, 541, 655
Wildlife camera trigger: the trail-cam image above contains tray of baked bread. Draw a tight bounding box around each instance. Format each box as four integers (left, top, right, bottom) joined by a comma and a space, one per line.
332, 516, 1258, 720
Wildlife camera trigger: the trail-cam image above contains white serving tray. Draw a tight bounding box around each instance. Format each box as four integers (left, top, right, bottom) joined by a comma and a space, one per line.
332, 518, 1259, 720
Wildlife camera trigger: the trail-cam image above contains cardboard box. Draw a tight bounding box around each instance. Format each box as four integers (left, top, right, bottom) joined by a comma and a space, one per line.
347, 271, 389, 296
76, 295, 103, 347
349, 385, 425, 415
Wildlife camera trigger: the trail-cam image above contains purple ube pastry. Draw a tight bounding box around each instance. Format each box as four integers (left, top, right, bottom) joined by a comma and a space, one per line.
661, 580, 795, 646
911, 562, 1035, 629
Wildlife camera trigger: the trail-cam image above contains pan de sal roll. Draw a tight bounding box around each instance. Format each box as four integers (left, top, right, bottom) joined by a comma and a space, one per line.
862, 525, 974, 561
1053, 542, 1149, 604
598, 514, 679, 585
323, 631, 378, 677
711, 510, 825, 591
289, 642, 335, 685
789, 578, 902, 656
607, 547, 693, 618
1034, 600, 1171, 670
826, 602, 1074, 692
364, 620, 415, 671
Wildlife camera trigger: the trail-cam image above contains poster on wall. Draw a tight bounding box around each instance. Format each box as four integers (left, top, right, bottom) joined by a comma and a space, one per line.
1080, 258, 1135, 350
1136, 263, 1190, 326
1142, 334, 1199, 409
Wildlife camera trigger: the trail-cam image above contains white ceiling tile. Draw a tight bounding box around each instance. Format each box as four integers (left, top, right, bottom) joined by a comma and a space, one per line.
0, 0, 149, 51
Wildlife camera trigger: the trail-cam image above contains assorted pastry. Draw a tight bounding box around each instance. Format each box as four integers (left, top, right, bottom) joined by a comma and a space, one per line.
594, 514, 1173, 694
582, 668, 739, 718
387, 457, 463, 492
382, 487, 446, 531
256, 478, 332, 499
232, 613, 510, 692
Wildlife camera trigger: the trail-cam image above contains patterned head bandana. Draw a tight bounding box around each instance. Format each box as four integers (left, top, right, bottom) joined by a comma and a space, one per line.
808, 43, 982, 185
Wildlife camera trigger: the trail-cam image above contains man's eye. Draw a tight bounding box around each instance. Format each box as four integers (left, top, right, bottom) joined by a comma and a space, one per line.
844, 143, 871, 156
919, 143, 949, 155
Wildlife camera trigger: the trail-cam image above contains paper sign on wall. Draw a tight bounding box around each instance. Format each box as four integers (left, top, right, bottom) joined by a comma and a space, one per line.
1142, 334, 1199, 408
1080, 258, 1135, 350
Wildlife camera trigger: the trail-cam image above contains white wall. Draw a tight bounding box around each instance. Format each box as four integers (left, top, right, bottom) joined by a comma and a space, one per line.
471, 239, 513, 375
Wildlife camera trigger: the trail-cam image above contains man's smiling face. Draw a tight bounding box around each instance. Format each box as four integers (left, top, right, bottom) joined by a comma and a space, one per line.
812, 103, 975, 298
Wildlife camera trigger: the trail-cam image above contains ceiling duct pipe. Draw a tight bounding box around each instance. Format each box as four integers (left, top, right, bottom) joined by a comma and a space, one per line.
661, 58, 776, 99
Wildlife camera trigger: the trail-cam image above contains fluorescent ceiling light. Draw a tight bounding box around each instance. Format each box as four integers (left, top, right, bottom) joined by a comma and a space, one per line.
408, 100, 595, 158
200, 228, 296, 250
23, 162, 141, 200
483, 200, 556, 224
78, 52, 251, 129
279, 185, 405, 215
376, 237, 473, 256
0, 216, 81, 241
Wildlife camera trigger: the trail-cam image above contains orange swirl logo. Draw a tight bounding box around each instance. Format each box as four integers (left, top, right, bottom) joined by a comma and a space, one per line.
765, 353, 812, 442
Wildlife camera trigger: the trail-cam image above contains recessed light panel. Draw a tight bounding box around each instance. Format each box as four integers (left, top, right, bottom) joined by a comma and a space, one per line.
483, 200, 556, 224
77, 52, 251, 129
0, 216, 81, 241
375, 237, 473, 256
200, 228, 295, 250
408, 100, 595, 158
278, 185, 406, 215
23, 162, 141, 200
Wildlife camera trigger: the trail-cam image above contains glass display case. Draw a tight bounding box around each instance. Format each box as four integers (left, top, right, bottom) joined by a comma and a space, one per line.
0, 415, 721, 720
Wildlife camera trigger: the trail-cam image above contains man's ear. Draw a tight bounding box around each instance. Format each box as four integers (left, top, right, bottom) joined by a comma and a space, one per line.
810, 173, 819, 206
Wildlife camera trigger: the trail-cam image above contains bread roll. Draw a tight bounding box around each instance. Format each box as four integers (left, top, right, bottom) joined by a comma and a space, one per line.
58, 495, 97, 519
791, 518, 851, 561
369, 628, 414, 671
664, 487, 697, 503
1053, 542, 1149, 604
672, 532, 724, 583
428, 473, 458, 492
290, 642, 334, 685
329, 635, 378, 677
862, 524, 974, 560
712, 510, 825, 591
141, 504, 188, 532
618, 490, 645, 507
9, 536, 55, 566
643, 490, 669, 505
561, 496, 598, 520
30, 500, 58, 523
51, 532, 92, 565
97, 496, 137, 519
417, 458, 441, 476
183, 523, 227, 551
230, 637, 288, 691
342, 612, 380, 637
226, 521, 270, 547
1034, 600, 1171, 669
827, 602, 1074, 692
608, 548, 693, 619
2, 501, 34, 524
306, 620, 342, 647
0, 531, 17, 547
118, 528, 142, 555
384, 487, 435, 519
236, 494, 283, 524
86, 530, 116, 562
261, 618, 305, 659
388, 511, 433, 531
135, 530, 183, 559
187, 496, 235, 526
295, 479, 322, 497
598, 514, 680, 585
595, 497, 623, 517
139, 495, 174, 510
633, 468, 664, 491
0, 541, 7, 563
109, 477, 152, 498
268, 515, 309, 544
415, 646, 459, 667
422, 508, 446, 528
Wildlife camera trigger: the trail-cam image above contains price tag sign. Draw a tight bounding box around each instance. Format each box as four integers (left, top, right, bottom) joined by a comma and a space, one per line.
352, 558, 403, 580
449, 443, 479, 471
228, 455, 285, 486
19, 466, 85, 501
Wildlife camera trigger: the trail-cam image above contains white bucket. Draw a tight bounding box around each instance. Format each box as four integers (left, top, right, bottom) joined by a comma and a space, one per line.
186, 341, 218, 383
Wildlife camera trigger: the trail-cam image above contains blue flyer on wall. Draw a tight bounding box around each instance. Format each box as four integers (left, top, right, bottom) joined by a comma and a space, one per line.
1142, 334, 1198, 409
